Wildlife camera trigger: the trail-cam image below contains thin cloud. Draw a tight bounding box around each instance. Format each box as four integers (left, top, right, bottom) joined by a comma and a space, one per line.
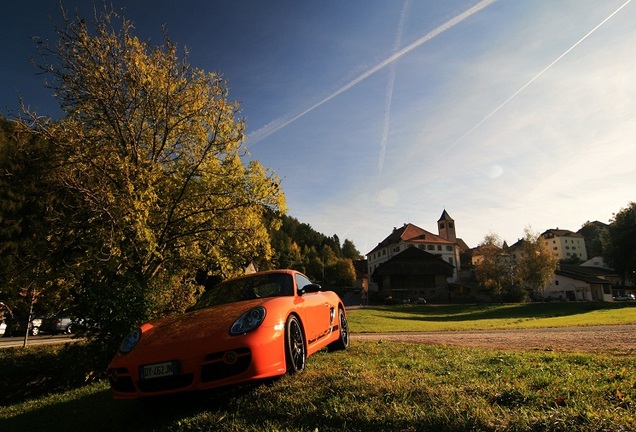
247, 0, 497, 146
450, 0, 633, 149
379, 0, 411, 175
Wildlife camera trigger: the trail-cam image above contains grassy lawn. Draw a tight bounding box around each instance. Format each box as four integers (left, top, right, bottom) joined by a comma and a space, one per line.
1, 302, 635, 431
347, 301, 636, 332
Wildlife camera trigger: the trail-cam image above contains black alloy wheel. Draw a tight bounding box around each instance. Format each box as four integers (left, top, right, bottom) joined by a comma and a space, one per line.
328, 308, 350, 351
285, 315, 306, 373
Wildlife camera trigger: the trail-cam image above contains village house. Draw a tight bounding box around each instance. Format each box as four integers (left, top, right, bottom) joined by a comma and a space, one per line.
544, 263, 615, 301
541, 228, 588, 262
365, 211, 631, 303
366, 210, 468, 302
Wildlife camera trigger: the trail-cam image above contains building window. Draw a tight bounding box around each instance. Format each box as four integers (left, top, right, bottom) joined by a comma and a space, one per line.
449, 223, 454, 229
446, 246, 453, 251
439, 222, 445, 229
437, 245, 442, 251
427, 245, 434, 251
448, 257, 454, 265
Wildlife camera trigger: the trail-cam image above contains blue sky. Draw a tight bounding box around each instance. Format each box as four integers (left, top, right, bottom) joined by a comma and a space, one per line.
2, 1, 635, 254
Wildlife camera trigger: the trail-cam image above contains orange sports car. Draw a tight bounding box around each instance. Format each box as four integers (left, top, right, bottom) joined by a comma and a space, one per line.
107, 269, 349, 399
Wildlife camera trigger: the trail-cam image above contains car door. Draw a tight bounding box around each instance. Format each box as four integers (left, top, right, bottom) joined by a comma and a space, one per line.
294, 273, 332, 346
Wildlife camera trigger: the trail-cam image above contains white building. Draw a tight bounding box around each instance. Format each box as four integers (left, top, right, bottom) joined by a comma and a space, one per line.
541, 229, 588, 262
544, 264, 614, 302
367, 211, 464, 286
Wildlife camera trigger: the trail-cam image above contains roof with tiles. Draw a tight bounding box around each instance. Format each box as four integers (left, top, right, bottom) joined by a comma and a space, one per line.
541, 228, 584, 238
368, 223, 452, 254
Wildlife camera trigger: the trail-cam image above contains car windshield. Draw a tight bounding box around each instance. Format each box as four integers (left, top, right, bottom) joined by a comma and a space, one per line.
190, 273, 294, 311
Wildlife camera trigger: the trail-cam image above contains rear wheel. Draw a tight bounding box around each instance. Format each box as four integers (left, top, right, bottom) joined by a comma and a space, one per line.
285, 315, 306, 373
328, 308, 350, 351
31, 326, 40, 336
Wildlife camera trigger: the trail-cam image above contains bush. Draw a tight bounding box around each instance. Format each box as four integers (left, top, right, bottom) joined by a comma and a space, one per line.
0, 341, 111, 405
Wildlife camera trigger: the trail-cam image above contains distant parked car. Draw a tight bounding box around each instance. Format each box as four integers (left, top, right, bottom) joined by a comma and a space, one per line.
9, 317, 43, 336
29, 318, 43, 335
40, 316, 73, 334
614, 294, 635, 301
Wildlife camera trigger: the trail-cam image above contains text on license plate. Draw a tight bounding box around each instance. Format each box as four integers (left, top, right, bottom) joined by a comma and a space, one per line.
141, 361, 177, 380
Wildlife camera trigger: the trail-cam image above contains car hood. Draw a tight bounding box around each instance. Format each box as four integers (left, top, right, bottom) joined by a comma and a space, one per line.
135, 298, 270, 351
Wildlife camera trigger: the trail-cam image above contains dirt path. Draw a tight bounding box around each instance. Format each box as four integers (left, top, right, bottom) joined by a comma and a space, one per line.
351, 325, 636, 356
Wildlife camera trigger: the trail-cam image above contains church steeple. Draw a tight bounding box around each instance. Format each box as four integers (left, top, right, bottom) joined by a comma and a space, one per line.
437, 209, 456, 242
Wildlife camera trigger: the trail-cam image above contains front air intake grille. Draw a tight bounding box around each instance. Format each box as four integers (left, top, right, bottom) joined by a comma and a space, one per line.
201, 348, 251, 382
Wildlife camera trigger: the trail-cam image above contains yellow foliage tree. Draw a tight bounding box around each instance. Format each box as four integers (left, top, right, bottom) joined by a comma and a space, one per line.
22, 6, 286, 343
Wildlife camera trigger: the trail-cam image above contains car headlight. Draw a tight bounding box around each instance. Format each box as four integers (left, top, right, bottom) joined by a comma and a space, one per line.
119, 328, 142, 353
230, 307, 266, 336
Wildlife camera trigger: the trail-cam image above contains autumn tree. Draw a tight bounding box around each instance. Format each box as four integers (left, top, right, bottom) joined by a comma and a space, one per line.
606, 202, 636, 285
325, 259, 356, 287
515, 227, 558, 300
22, 6, 285, 347
474, 233, 510, 301
0, 117, 71, 335
342, 239, 363, 260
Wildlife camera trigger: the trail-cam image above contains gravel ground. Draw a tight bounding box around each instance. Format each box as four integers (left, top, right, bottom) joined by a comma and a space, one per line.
351, 325, 636, 356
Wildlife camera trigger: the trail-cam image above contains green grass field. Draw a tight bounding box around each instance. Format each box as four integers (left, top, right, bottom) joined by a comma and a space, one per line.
347, 301, 636, 332
1, 302, 635, 431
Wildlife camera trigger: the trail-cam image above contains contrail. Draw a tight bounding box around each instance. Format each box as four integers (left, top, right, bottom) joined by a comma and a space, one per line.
451, 0, 633, 148
379, 0, 411, 174
247, 0, 497, 145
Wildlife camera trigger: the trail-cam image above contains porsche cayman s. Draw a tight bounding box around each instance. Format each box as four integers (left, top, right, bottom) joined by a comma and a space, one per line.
107, 269, 349, 399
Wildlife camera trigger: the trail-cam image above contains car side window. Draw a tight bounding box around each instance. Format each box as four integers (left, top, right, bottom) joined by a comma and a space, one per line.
294, 274, 312, 294
254, 274, 294, 297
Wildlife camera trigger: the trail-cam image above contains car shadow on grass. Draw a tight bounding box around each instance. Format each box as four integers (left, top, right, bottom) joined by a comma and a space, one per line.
1, 381, 269, 432
380, 302, 619, 323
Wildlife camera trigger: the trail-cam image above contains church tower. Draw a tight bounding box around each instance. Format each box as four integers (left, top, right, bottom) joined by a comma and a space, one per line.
437, 209, 456, 242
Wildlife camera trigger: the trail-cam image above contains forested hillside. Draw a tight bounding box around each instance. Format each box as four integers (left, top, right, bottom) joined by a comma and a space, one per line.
267, 214, 362, 286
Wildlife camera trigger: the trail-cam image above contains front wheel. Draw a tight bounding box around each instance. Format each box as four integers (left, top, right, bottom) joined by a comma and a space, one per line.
285, 315, 306, 373
328, 308, 350, 351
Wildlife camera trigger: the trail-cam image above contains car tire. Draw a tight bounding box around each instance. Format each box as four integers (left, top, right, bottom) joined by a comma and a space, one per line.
31, 326, 40, 336
328, 308, 350, 352
285, 315, 306, 374
65, 325, 72, 335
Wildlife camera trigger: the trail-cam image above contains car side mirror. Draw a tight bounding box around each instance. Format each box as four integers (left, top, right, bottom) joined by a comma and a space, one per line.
299, 283, 322, 295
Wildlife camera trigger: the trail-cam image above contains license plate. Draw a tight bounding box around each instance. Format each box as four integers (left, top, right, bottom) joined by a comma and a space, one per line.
140, 361, 178, 380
